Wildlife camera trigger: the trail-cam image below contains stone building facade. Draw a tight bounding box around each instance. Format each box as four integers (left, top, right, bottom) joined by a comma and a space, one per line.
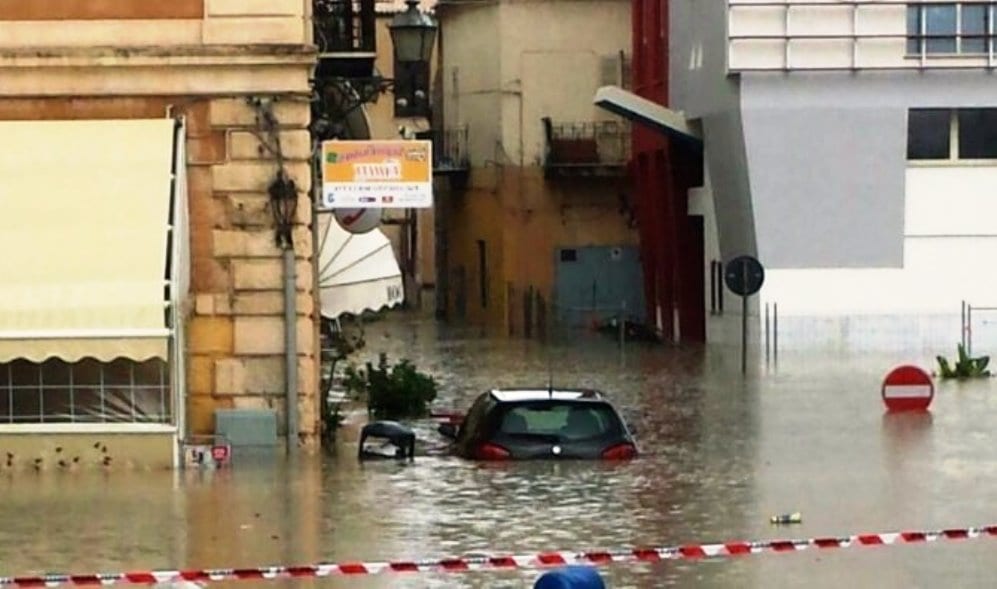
0, 0, 321, 465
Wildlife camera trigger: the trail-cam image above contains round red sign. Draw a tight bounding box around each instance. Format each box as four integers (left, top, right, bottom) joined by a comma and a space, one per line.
881, 365, 934, 412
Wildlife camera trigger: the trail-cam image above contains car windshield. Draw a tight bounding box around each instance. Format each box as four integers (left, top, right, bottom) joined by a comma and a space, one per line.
497, 402, 622, 441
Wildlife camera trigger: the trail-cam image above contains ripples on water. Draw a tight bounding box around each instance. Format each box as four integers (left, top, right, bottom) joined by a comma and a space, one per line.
1, 312, 997, 588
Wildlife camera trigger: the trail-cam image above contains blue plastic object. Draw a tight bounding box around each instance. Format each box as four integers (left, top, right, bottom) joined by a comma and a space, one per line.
533, 566, 606, 589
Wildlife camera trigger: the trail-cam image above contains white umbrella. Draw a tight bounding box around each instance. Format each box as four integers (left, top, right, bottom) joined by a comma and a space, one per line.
317, 213, 405, 319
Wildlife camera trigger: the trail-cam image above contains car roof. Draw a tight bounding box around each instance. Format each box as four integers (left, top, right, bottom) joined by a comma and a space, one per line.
488, 388, 605, 403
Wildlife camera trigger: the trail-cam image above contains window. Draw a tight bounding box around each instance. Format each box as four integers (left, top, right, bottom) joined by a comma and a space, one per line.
907, 3, 993, 56
958, 109, 997, 158
908, 107, 997, 160
497, 402, 623, 441
560, 249, 578, 262
907, 109, 951, 159
0, 359, 171, 424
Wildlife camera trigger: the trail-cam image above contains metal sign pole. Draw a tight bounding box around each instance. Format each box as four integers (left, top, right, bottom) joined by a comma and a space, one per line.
724, 255, 765, 377
741, 258, 748, 375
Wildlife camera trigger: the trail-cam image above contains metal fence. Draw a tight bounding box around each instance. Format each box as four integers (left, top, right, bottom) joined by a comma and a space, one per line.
0, 358, 171, 424
758, 304, 970, 355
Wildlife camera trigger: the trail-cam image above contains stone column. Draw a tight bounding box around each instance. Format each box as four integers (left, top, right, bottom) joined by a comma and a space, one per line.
186, 97, 320, 450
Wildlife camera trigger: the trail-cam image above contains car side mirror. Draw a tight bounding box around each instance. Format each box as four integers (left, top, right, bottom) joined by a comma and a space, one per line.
438, 423, 458, 440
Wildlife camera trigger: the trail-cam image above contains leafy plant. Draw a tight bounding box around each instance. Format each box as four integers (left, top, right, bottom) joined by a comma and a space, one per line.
936, 344, 991, 379
344, 353, 438, 420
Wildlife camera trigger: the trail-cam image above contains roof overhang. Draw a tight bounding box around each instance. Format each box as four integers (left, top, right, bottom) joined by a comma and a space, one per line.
593, 85, 702, 146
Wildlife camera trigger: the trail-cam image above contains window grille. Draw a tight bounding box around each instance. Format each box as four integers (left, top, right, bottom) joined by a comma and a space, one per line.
0, 358, 171, 424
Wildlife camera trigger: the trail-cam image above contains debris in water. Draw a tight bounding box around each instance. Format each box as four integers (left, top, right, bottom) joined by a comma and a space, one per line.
770, 512, 802, 525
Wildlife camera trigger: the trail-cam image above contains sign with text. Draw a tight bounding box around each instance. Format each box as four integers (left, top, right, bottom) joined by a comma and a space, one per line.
321, 140, 433, 209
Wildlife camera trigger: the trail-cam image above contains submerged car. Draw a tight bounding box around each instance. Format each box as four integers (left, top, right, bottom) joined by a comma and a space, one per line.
438, 388, 638, 461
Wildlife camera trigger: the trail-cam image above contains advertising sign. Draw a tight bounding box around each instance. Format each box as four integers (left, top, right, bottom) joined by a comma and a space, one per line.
321, 140, 433, 209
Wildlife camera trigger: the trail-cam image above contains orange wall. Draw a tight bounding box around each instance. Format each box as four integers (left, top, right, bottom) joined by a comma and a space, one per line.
0, 0, 203, 20
446, 166, 637, 336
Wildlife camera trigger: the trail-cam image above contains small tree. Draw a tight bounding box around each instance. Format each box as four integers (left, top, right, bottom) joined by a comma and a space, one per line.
319, 319, 365, 444
344, 353, 437, 420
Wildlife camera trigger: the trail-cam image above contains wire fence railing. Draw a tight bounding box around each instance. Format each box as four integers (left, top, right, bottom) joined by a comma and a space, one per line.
760, 301, 997, 356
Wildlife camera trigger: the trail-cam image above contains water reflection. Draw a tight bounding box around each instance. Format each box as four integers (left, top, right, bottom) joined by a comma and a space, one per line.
1, 312, 996, 587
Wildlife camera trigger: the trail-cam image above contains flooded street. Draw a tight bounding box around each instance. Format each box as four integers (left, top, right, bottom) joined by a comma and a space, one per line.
2, 312, 997, 588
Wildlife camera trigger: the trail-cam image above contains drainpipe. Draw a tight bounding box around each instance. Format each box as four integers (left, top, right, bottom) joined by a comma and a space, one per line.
434, 182, 448, 319
284, 245, 298, 453
310, 141, 323, 449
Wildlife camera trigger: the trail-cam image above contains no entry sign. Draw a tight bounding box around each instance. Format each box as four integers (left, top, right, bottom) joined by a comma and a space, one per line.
881, 365, 934, 412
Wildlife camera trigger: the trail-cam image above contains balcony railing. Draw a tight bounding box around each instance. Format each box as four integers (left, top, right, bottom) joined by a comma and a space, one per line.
728, 0, 997, 71
433, 126, 470, 175
542, 118, 630, 178
314, 0, 376, 54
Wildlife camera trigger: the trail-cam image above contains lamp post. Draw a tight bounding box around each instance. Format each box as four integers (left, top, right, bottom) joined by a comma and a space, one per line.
388, 0, 438, 64
313, 0, 437, 137
388, 0, 440, 313
309, 0, 440, 445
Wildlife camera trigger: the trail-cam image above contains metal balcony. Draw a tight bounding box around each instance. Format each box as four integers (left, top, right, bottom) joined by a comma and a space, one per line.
542, 118, 630, 179
314, 0, 377, 79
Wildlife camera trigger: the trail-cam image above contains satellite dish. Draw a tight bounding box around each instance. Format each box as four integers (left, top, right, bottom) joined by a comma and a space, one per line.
333, 208, 382, 234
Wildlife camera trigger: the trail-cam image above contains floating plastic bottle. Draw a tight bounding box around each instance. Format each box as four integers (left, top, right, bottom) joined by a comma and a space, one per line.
770, 512, 802, 525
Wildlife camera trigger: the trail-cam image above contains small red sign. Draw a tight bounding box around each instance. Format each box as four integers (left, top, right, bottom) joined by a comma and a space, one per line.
882, 365, 934, 412
211, 445, 231, 463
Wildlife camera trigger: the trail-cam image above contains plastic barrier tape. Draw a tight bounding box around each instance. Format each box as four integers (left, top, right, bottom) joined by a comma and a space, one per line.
2, 524, 994, 586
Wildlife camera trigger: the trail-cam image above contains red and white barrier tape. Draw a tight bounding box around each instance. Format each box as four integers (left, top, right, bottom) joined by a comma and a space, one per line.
3, 524, 994, 586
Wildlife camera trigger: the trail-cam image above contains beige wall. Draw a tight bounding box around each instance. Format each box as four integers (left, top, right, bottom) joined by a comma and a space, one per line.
438, 0, 635, 333
0, 431, 174, 471
439, 3, 502, 166
499, 0, 631, 166
441, 0, 629, 166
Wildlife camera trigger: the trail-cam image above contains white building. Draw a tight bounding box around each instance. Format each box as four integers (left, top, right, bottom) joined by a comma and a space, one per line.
669, 0, 997, 351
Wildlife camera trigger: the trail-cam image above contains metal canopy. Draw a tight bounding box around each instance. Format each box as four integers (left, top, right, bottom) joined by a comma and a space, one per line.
593, 85, 702, 146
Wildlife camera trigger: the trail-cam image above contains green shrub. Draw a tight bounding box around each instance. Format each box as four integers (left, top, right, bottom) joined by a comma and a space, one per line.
937, 344, 991, 379
344, 353, 437, 419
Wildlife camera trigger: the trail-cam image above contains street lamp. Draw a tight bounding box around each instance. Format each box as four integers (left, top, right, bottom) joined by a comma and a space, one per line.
313, 0, 437, 137
388, 0, 438, 64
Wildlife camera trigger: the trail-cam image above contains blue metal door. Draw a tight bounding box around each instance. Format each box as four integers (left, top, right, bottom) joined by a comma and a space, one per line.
554, 246, 646, 328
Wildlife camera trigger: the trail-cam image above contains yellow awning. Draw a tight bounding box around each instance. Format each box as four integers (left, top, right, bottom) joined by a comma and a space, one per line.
0, 119, 177, 362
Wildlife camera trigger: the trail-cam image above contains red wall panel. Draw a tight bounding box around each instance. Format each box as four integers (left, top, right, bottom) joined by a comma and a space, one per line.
630, 0, 705, 342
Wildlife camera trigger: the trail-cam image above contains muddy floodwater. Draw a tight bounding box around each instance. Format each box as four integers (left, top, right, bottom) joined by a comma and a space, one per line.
1, 312, 996, 588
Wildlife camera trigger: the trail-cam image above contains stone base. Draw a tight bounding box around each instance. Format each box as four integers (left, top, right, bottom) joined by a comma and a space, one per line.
0, 429, 175, 471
